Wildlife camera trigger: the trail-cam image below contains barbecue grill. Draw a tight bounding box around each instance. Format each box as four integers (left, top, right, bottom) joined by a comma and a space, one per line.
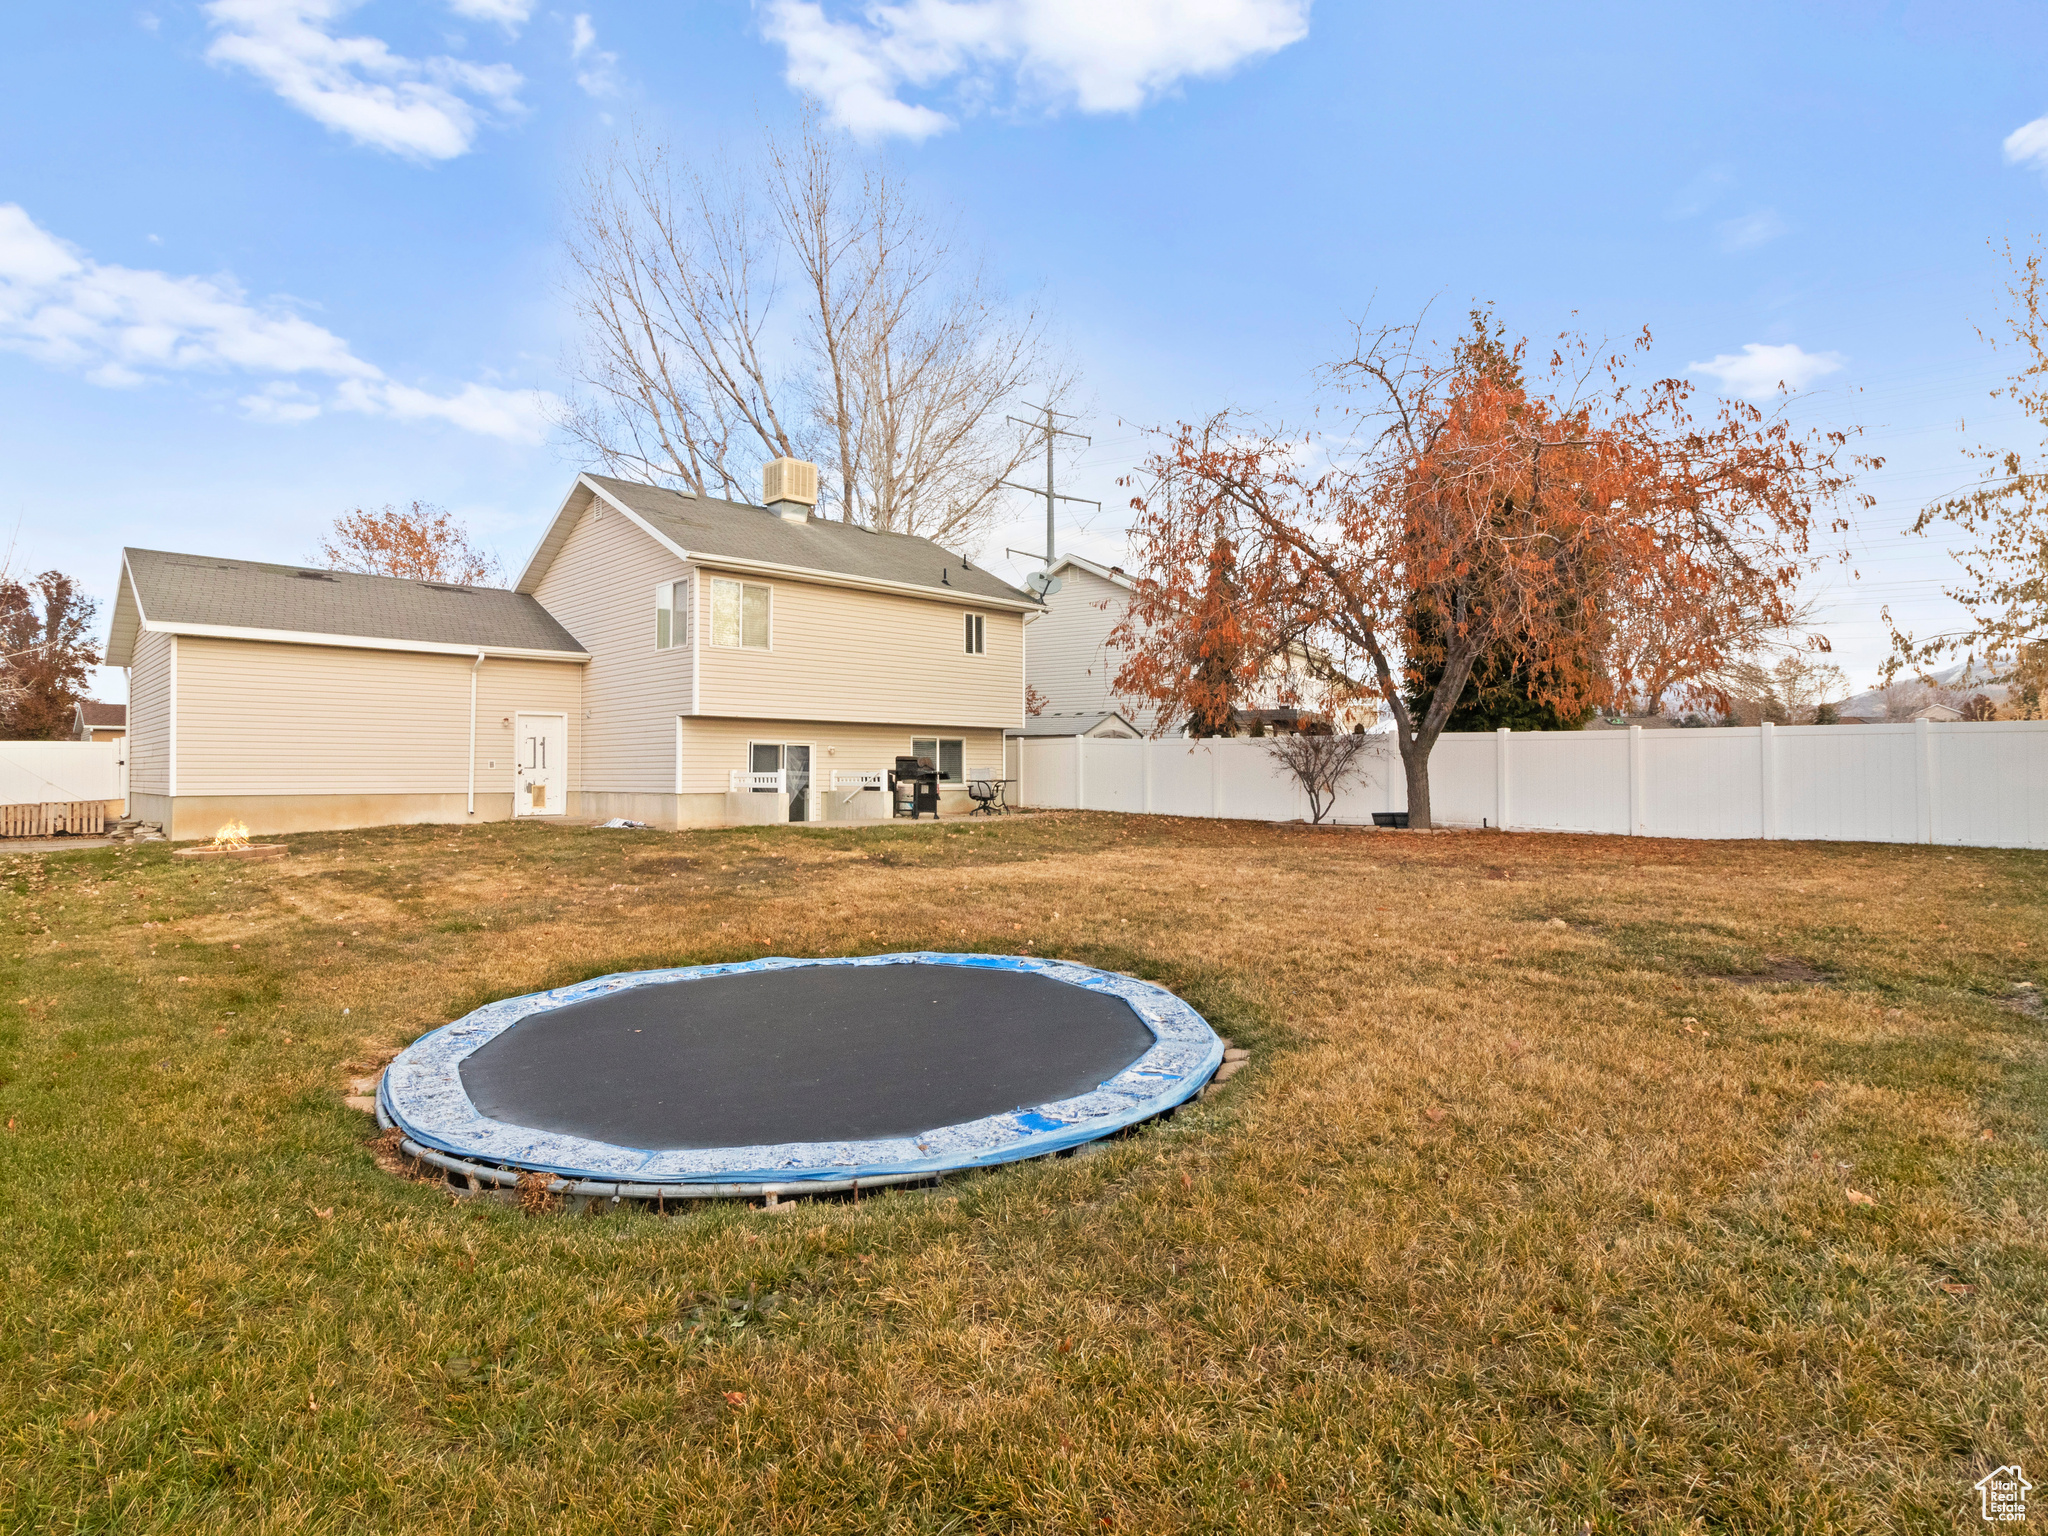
890, 755, 941, 818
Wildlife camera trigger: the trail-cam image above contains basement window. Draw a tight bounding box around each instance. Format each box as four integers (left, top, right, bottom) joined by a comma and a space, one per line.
911, 737, 964, 783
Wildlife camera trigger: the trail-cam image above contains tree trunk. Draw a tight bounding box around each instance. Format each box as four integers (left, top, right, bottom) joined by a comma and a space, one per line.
1401, 736, 1434, 830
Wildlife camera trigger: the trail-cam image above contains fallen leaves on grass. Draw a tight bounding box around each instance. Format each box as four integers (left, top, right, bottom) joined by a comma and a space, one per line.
1845, 1188, 1878, 1207
514, 1168, 561, 1216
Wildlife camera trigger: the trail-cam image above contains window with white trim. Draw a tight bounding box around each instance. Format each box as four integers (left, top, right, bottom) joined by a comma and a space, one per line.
710, 577, 771, 649
963, 612, 984, 654
911, 737, 964, 782
654, 578, 691, 650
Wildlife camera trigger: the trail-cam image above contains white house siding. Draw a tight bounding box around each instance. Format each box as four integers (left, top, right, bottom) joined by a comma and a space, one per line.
127, 627, 173, 798
530, 493, 694, 798
1025, 565, 1159, 728
693, 570, 1024, 730
147, 636, 581, 836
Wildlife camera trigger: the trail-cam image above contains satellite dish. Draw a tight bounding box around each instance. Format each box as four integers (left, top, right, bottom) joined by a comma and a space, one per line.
1025, 570, 1063, 598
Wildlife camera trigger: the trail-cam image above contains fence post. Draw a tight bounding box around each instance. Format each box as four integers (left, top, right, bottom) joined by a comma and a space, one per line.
1916, 718, 1937, 844
1073, 733, 1086, 810
1142, 740, 1154, 814
1759, 721, 1779, 840
1495, 728, 1511, 830
1628, 724, 1645, 835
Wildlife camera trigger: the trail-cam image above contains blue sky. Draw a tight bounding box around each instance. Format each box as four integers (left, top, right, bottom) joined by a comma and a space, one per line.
6, 0, 2047, 703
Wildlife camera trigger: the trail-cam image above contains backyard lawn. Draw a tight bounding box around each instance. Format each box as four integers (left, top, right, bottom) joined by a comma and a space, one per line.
0, 813, 2042, 1534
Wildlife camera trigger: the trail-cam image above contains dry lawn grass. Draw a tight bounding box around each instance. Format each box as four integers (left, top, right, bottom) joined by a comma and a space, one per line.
0, 813, 2042, 1533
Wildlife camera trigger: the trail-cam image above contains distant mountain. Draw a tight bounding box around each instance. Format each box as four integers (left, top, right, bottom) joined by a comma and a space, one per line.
1839, 657, 2013, 719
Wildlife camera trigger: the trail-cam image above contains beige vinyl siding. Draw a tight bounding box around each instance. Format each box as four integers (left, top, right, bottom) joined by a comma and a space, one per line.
172, 636, 580, 796
531, 490, 694, 795
677, 718, 1007, 795
127, 627, 173, 796
694, 573, 1023, 729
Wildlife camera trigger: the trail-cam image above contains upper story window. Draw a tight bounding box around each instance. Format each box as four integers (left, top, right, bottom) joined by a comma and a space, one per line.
710, 577, 771, 649
654, 578, 691, 650
963, 612, 985, 654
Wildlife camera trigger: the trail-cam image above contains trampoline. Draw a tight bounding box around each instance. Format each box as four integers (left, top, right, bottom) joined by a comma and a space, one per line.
377, 952, 1223, 1199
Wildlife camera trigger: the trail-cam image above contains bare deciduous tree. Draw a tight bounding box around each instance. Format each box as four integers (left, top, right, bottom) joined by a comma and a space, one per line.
1268, 728, 1376, 824
561, 107, 1069, 550
1721, 653, 1848, 725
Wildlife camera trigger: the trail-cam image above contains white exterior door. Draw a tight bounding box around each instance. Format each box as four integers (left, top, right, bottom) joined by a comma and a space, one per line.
514, 712, 566, 817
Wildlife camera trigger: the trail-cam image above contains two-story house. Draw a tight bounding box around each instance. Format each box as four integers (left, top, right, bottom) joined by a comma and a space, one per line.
107, 461, 1037, 838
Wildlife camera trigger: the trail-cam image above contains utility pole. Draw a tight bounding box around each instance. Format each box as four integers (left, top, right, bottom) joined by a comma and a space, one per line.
1001, 402, 1098, 568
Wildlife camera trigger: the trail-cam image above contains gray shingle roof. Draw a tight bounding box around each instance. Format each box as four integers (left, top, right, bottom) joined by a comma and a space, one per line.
122, 548, 587, 656
585, 475, 1035, 607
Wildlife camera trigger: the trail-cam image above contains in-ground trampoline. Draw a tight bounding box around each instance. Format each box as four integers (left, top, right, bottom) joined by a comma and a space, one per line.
378, 952, 1224, 1199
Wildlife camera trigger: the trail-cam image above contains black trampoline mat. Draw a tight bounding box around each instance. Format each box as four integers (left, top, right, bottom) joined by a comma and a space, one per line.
457, 963, 1158, 1148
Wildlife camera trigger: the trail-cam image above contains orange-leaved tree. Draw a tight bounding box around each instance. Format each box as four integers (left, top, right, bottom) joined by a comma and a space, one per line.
316, 502, 502, 586
1112, 312, 1874, 827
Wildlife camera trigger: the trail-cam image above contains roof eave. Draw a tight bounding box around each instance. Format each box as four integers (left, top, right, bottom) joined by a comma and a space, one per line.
138, 620, 589, 663
105, 552, 145, 668
686, 550, 1042, 612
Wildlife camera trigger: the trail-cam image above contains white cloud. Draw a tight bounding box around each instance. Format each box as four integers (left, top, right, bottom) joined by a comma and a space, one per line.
1715, 208, 1784, 252
1686, 342, 1844, 400
239, 380, 324, 423
202, 0, 524, 161
757, 0, 1311, 140
570, 13, 620, 96
335, 377, 550, 440
2004, 113, 2048, 171
447, 0, 533, 33
0, 204, 554, 442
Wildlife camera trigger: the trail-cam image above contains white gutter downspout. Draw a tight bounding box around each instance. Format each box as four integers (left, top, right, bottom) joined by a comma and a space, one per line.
467, 651, 484, 815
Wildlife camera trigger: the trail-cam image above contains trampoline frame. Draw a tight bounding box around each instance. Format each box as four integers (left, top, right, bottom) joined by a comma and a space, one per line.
378, 951, 1222, 1192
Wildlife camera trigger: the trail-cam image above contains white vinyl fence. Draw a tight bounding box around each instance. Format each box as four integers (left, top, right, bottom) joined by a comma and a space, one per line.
1016, 719, 2048, 849
0, 740, 124, 810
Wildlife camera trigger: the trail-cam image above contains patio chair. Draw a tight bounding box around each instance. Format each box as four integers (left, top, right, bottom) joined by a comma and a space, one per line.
967, 778, 1000, 817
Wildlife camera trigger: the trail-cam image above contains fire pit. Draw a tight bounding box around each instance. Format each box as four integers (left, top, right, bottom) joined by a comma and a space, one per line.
172, 820, 288, 861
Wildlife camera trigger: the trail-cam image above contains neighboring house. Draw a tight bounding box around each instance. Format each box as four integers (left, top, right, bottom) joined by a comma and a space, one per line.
1008, 710, 1141, 740
108, 550, 587, 840
1001, 710, 1141, 783
107, 460, 1037, 838
1024, 553, 1370, 735
72, 700, 127, 743
1023, 554, 1160, 730
1913, 703, 1965, 723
